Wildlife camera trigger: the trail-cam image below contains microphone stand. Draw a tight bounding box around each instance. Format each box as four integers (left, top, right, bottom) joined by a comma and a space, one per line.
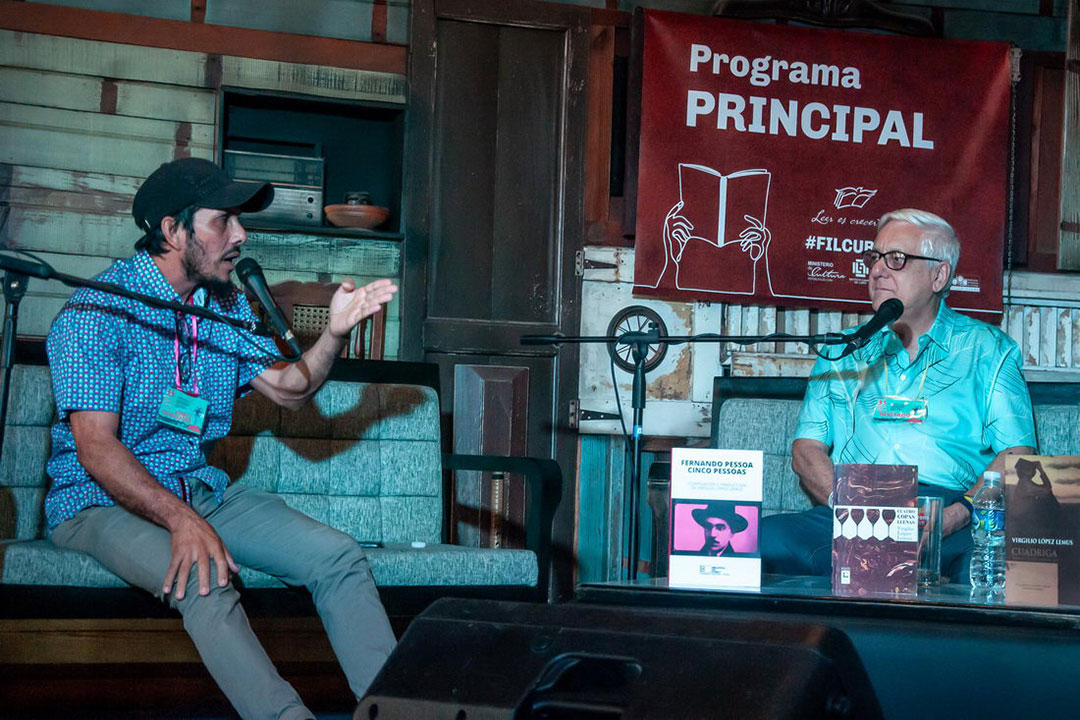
0, 253, 298, 353
0, 270, 29, 459
521, 327, 855, 583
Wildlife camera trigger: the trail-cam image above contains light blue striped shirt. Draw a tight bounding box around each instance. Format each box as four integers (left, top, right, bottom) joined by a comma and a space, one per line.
795, 301, 1036, 491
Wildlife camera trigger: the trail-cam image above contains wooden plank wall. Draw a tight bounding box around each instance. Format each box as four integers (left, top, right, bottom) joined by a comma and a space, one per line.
1060, 0, 1080, 270
0, 29, 405, 356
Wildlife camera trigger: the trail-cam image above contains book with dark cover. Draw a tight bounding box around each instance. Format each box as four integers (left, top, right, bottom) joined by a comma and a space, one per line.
831, 463, 918, 597
1005, 455, 1080, 607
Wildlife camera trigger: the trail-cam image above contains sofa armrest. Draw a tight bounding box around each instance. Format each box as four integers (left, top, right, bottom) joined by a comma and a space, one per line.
442, 453, 561, 601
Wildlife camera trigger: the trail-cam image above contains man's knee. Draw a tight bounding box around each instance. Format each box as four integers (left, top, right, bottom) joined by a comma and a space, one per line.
760, 514, 804, 571
170, 564, 243, 622
304, 527, 374, 584
760, 510, 829, 576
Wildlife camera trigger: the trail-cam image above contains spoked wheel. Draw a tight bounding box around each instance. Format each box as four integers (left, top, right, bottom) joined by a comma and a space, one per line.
606, 305, 669, 373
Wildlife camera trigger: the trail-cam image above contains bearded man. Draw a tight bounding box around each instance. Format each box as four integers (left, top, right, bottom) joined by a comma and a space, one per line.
44, 158, 397, 720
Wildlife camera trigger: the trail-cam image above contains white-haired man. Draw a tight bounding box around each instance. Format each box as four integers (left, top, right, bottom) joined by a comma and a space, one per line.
761, 209, 1036, 583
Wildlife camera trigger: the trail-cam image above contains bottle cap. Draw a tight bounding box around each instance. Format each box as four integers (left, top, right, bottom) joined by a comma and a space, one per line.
983, 470, 1002, 483
411, 541, 427, 548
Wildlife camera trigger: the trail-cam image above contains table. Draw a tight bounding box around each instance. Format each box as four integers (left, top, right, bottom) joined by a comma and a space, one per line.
577, 576, 1080, 720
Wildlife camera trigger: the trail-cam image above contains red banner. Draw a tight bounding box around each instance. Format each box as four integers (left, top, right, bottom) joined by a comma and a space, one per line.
633, 10, 1011, 318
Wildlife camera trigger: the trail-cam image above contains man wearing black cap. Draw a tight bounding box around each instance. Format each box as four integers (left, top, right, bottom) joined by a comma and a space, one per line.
44, 158, 398, 720
692, 502, 749, 557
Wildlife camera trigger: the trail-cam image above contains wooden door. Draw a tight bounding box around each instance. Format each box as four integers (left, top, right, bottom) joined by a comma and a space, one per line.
405, 0, 588, 599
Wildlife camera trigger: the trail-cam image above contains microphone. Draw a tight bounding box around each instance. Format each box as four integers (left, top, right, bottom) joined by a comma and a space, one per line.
844, 298, 904, 348
0, 254, 53, 279
235, 258, 303, 359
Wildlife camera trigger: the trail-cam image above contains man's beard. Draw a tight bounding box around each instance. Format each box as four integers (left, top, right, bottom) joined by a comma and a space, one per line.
182, 234, 235, 300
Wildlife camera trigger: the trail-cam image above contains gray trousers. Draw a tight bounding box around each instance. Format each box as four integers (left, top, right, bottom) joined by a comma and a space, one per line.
51, 481, 396, 720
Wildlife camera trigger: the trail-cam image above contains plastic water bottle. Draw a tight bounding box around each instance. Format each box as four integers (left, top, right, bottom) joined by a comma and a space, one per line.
969, 471, 1006, 590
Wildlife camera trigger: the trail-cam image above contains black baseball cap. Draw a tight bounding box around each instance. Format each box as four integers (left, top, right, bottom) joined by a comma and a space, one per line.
132, 157, 274, 249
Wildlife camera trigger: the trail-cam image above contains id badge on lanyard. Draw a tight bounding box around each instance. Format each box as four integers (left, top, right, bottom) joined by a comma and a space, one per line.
158, 308, 209, 435
871, 360, 928, 424
872, 396, 927, 424
159, 386, 209, 435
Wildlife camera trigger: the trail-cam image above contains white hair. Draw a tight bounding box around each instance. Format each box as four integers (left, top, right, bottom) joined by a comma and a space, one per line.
877, 208, 960, 296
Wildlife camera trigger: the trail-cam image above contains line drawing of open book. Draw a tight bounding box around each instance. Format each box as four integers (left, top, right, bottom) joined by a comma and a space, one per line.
834, 186, 877, 210
638, 163, 772, 296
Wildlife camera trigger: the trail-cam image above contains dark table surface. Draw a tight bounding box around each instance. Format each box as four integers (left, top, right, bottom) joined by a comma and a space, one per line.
577, 575, 1080, 630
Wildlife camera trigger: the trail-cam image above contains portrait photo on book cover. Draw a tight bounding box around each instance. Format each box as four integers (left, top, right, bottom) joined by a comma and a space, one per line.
670, 500, 760, 557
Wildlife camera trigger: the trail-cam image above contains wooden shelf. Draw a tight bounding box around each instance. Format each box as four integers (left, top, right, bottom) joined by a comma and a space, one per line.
245, 223, 404, 241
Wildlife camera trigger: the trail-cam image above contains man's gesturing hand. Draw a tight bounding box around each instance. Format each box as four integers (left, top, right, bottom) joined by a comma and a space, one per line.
328, 278, 398, 339
163, 510, 239, 600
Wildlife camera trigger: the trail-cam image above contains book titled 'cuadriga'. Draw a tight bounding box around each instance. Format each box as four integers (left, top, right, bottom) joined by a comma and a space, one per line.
1005, 455, 1080, 607
832, 464, 918, 597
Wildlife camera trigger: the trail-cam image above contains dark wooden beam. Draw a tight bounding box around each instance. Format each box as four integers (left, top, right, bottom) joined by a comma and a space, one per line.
0, 0, 406, 75
372, 0, 389, 43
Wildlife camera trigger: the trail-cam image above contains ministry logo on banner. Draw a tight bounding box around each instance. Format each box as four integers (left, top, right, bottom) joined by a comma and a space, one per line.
633, 10, 1011, 318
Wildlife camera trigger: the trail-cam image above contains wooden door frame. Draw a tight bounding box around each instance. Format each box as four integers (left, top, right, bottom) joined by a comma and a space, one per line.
404, 0, 589, 600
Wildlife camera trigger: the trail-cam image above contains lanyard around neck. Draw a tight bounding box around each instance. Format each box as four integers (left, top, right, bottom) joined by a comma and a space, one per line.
883, 355, 929, 400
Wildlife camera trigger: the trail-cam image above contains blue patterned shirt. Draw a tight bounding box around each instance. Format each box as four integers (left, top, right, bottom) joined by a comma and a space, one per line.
794, 301, 1036, 491
45, 251, 278, 528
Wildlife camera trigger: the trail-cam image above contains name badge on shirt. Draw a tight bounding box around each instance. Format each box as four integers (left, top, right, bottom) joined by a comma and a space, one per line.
158, 387, 208, 435
872, 396, 927, 424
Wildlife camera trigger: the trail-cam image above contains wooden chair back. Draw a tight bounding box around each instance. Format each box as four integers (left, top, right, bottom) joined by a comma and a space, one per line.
249, 281, 386, 360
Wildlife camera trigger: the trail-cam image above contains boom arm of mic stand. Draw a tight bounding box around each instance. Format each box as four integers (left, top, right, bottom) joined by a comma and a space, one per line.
49, 268, 273, 336
520, 331, 854, 347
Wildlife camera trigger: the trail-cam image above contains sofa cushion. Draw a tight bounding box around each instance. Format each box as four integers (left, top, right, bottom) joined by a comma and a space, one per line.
714, 398, 808, 515
0, 539, 537, 589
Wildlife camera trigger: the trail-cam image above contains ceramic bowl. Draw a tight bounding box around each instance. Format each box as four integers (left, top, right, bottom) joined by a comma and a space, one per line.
324, 204, 390, 229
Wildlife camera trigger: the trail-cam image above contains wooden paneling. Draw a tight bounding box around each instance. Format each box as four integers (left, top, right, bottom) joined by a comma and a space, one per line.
1061, 0, 1080, 269
1, 165, 142, 199
0, 67, 217, 124
0, 616, 334, 665
491, 26, 563, 325
1, 104, 215, 170
0, 0, 407, 75
0, 30, 405, 102
219, 56, 405, 104
245, 234, 401, 277
575, 433, 627, 584
452, 365, 530, 549
2, 208, 136, 258
0, 29, 212, 87
585, 24, 615, 226
428, 19, 499, 323
1028, 63, 1066, 270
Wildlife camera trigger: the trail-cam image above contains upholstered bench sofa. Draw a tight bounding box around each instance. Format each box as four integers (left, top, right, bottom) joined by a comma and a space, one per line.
709, 376, 1080, 517
0, 355, 560, 661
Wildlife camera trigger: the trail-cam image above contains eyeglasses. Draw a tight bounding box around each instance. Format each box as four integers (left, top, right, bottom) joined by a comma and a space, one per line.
861, 249, 943, 271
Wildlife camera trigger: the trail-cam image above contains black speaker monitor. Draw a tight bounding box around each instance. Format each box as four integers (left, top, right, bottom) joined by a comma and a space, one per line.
358, 598, 882, 719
